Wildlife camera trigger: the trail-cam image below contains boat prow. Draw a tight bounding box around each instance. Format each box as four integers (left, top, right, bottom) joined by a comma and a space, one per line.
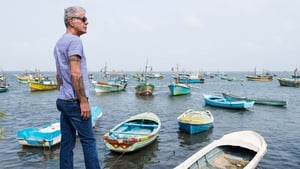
174, 130, 267, 169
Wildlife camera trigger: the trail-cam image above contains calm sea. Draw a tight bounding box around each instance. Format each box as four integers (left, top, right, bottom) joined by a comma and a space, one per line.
0, 71, 299, 169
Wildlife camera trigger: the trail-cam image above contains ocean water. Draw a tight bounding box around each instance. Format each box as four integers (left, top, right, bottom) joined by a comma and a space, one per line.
0, 71, 299, 169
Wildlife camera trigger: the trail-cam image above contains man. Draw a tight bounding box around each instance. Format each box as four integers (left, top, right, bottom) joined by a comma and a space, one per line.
54, 6, 101, 169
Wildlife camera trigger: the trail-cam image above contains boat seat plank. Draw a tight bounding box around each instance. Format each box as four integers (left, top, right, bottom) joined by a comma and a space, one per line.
124, 122, 158, 128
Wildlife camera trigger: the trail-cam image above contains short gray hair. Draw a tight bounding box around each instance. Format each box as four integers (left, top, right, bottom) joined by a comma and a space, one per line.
64, 6, 86, 28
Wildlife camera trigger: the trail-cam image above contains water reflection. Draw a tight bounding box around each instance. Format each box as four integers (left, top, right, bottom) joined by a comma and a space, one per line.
103, 139, 159, 169
17, 144, 60, 162
177, 127, 213, 145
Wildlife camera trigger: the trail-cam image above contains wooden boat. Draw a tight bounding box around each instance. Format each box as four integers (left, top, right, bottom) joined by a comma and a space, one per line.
0, 83, 9, 93
246, 68, 273, 81
91, 106, 103, 127
92, 80, 127, 93
277, 78, 300, 87
174, 130, 267, 169
28, 79, 58, 91
168, 82, 191, 96
222, 92, 288, 107
103, 112, 161, 153
246, 75, 273, 81
16, 106, 101, 147
135, 60, 155, 96
0, 72, 9, 93
203, 94, 254, 109
135, 82, 155, 96
16, 70, 45, 83
174, 72, 205, 83
169, 64, 191, 96
16, 122, 61, 147
177, 109, 214, 134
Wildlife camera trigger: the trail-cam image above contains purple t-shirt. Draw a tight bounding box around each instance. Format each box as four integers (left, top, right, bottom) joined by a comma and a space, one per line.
54, 33, 89, 100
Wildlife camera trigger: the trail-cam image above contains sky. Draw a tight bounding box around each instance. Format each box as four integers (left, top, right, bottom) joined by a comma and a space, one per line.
1, 0, 300, 72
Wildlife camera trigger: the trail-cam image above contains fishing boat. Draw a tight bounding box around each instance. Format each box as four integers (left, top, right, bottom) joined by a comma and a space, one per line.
16, 70, 46, 83
92, 80, 127, 93
222, 92, 288, 107
174, 130, 267, 169
28, 79, 58, 91
0, 75, 9, 93
169, 64, 191, 96
135, 60, 155, 96
174, 72, 205, 83
103, 112, 161, 153
246, 75, 273, 81
135, 82, 155, 96
246, 68, 273, 81
203, 94, 255, 109
16, 122, 61, 147
0, 71, 9, 93
177, 109, 214, 134
277, 78, 300, 88
0, 83, 9, 93
168, 82, 191, 96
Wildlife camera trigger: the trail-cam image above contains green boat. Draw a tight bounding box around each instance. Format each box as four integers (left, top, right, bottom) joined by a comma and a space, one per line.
222, 92, 288, 107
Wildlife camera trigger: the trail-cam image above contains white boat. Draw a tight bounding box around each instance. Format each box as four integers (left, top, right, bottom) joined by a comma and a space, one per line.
93, 80, 127, 93
174, 130, 267, 169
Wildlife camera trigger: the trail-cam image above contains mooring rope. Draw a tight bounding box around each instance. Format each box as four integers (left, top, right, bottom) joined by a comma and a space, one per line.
106, 151, 126, 169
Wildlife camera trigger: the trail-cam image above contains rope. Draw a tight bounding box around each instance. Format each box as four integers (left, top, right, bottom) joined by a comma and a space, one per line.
106, 151, 125, 169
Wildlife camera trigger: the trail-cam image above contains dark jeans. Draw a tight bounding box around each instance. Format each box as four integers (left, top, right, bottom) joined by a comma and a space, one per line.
56, 99, 101, 169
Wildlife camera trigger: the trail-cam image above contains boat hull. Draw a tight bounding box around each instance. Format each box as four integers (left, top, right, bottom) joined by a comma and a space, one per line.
16, 122, 61, 147
177, 109, 214, 134
94, 81, 127, 93
277, 78, 300, 87
135, 83, 155, 96
174, 130, 268, 169
222, 92, 288, 107
168, 83, 190, 96
103, 112, 161, 153
28, 82, 58, 91
246, 75, 273, 81
0, 85, 9, 93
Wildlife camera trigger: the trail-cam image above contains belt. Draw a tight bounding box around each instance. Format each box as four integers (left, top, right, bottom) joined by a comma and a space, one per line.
58, 98, 79, 103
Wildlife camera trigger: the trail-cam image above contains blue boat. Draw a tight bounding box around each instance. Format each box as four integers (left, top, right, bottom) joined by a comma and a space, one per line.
16, 122, 61, 147
91, 106, 103, 127
16, 106, 102, 147
177, 109, 214, 134
168, 82, 191, 96
203, 94, 255, 109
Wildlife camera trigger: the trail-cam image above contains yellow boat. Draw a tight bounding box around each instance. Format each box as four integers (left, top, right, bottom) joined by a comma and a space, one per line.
28, 80, 58, 91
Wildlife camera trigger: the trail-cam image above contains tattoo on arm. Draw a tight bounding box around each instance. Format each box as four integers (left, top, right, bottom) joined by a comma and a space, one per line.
77, 76, 87, 98
69, 56, 81, 63
71, 74, 87, 100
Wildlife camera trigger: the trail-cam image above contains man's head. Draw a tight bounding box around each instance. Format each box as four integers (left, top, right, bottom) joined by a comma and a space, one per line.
64, 6, 88, 36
